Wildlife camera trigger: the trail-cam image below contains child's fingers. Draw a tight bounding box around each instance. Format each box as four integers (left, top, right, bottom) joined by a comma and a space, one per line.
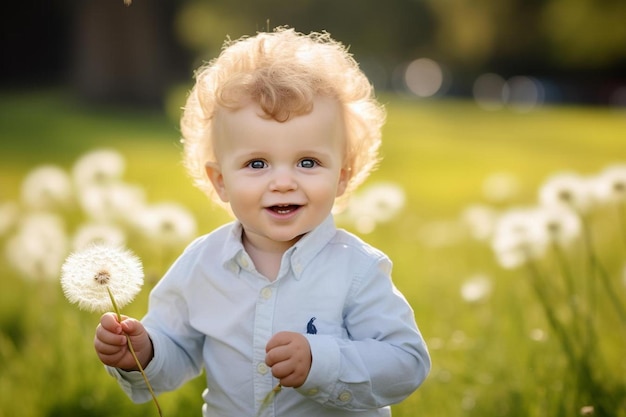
95, 321, 127, 347
265, 331, 293, 352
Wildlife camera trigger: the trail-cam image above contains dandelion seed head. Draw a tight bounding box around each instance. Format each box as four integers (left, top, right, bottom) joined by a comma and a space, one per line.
72, 149, 125, 190
529, 328, 547, 342
491, 208, 548, 269
6, 212, 68, 281
481, 172, 520, 203
532, 206, 581, 249
338, 182, 405, 233
460, 274, 492, 303
94, 270, 111, 285
21, 165, 73, 211
591, 164, 626, 204
133, 202, 197, 246
78, 183, 146, 223
72, 222, 126, 251
461, 204, 498, 241
580, 405, 594, 416
538, 172, 593, 213
60, 244, 144, 312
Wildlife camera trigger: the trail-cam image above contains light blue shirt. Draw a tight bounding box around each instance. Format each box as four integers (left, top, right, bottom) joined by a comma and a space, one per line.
107, 216, 430, 416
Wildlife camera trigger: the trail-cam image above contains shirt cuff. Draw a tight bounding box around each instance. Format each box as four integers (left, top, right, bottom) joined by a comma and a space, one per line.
296, 334, 340, 401
104, 333, 165, 403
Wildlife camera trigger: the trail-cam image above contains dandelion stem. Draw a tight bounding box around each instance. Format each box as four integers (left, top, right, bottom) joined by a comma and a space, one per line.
107, 287, 163, 417
257, 383, 282, 417
580, 214, 626, 327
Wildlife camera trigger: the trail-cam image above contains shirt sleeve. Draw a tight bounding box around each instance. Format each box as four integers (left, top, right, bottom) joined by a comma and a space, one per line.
295, 255, 431, 410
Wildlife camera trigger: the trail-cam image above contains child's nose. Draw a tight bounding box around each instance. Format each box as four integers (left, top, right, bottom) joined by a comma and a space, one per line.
269, 168, 297, 192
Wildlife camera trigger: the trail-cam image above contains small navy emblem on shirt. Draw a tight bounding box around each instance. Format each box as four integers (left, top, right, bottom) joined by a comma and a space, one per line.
306, 317, 317, 335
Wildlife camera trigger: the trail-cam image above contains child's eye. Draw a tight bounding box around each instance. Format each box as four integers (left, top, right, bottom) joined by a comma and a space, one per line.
247, 160, 267, 169
298, 158, 318, 169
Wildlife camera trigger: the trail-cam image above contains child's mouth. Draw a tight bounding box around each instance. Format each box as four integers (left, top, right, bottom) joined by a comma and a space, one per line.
269, 204, 300, 215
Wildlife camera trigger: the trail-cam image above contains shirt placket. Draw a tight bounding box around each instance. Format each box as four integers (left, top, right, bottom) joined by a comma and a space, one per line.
253, 281, 279, 416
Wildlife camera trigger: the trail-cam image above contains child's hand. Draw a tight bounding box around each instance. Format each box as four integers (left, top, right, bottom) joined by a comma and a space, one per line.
94, 312, 153, 371
265, 331, 312, 388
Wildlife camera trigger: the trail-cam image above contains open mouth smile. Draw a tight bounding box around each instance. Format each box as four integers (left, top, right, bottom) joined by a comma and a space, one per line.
268, 204, 301, 215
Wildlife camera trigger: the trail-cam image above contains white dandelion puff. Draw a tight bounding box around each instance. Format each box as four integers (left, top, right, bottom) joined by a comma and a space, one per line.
531, 205, 581, 249
481, 172, 521, 204
78, 182, 146, 223
460, 274, 492, 303
491, 208, 548, 269
538, 172, 594, 214
357, 182, 406, 223
60, 244, 162, 416
5, 212, 68, 281
72, 222, 126, 251
132, 202, 197, 247
591, 163, 626, 204
461, 204, 499, 241
21, 165, 73, 211
60, 244, 143, 312
72, 149, 126, 190
418, 220, 464, 248
339, 182, 406, 234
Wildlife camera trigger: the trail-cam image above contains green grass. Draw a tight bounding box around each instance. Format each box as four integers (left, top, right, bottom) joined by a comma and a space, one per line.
0, 90, 624, 417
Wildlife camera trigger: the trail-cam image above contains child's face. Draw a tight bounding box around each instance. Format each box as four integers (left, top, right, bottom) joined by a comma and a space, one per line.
206, 96, 349, 250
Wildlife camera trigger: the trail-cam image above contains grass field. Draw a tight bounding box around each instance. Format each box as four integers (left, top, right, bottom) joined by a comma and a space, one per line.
0, 89, 624, 417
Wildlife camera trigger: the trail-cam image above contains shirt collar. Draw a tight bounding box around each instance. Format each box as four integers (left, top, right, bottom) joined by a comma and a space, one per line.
221, 215, 337, 280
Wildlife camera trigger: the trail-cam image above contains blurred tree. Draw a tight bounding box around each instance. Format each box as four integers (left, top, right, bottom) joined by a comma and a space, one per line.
542, 0, 626, 68
2, 0, 623, 104
69, 0, 188, 106
174, 0, 435, 90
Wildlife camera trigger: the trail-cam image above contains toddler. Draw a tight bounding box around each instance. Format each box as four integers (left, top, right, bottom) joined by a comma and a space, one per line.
94, 27, 430, 416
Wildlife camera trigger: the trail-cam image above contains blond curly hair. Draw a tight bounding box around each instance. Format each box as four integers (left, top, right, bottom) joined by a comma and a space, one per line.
181, 27, 385, 208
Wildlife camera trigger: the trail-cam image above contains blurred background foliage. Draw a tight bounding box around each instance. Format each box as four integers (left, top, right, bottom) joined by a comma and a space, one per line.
1, 1, 625, 417
1, 0, 625, 107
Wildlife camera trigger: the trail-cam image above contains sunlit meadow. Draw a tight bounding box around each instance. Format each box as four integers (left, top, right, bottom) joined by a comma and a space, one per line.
1, 90, 625, 417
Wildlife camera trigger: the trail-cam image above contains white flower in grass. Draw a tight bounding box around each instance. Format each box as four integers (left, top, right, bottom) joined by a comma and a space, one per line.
5, 212, 68, 281
531, 205, 581, 249
461, 204, 498, 241
133, 202, 197, 246
20, 165, 73, 210
460, 274, 492, 303
538, 172, 594, 214
482, 172, 521, 204
491, 206, 580, 269
78, 182, 146, 223
72, 149, 125, 190
340, 182, 406, 234
60, 244, 143, 312
590, 164, 626, 204
72, 222, 126, 251
491, 208, 548, 269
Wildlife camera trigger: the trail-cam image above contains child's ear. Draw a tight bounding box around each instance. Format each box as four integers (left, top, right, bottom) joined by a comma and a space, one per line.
205, 162, 230, 202
336, 167, 350, 197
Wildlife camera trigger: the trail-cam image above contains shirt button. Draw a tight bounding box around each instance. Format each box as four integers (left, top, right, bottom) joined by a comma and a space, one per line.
338, 391, 352, 402
257, 362, 269, 375
306, 388, 319, 396
261, 287, 272, 299
239, 256, 249, 269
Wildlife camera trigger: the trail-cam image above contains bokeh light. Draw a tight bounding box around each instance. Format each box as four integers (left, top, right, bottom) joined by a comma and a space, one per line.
404, 58, 447, 98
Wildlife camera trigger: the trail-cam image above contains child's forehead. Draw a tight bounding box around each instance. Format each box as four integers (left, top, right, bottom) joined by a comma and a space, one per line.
212, 96, 345, 151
